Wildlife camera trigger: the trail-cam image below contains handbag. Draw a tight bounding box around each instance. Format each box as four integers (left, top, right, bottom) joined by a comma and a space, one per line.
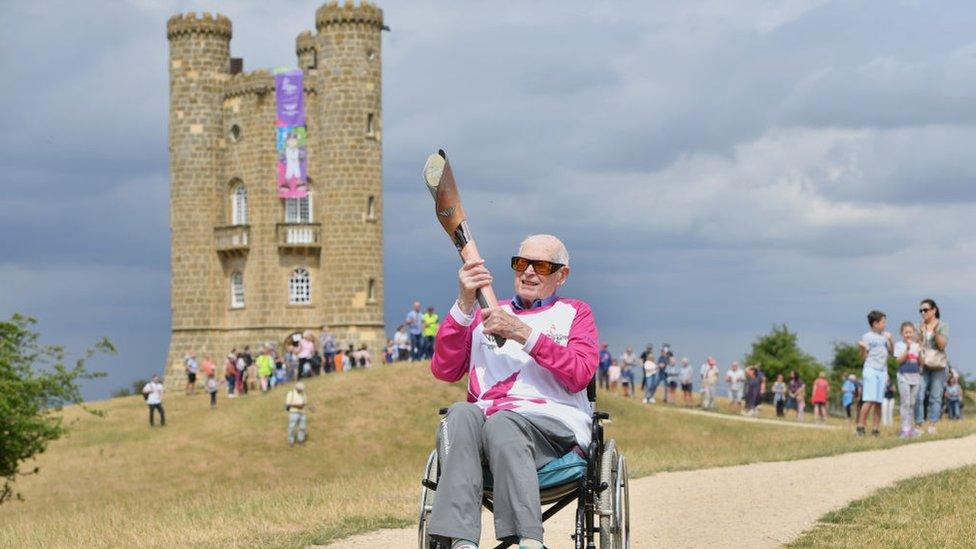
920, 323, 947, 369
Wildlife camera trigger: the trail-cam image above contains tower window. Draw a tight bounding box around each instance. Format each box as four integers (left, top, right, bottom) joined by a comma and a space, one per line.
229, 124, 242, 142
284, 195, 312, 224
310, 50, 318, 69
289, 268, 311, 305
231, 183, 247, 225
366, 113, 374, 136
367, 278, 376, 302
366, 195, 375, 219
230, 272, 245, 308
366, 49, 376, 62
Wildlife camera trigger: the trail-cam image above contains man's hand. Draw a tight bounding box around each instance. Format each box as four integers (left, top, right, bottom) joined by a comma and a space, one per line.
458, 259, 492, 315
481, 307, 532, 345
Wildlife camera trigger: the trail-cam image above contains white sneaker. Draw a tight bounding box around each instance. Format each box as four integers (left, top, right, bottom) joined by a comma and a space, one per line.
649, 398, 656, 404
927, 426, 937, 434
642, 398, 648, 404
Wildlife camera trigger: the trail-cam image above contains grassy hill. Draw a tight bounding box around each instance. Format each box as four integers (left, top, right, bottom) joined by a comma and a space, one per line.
2, 362, 973, 548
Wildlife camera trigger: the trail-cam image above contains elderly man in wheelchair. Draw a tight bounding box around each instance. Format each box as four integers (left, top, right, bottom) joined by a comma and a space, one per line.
419, 235, 629, 549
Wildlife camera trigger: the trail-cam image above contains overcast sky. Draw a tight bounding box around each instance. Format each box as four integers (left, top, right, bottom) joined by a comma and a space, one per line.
2, 0, 974, 399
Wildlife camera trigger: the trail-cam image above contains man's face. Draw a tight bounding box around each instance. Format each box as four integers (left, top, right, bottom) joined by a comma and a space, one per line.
514, 239, 568, 303
413, 301, 421, 311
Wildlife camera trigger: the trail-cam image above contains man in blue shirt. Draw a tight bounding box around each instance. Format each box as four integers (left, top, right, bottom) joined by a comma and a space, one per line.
405, 301, 424, 361
598, 342, 612, 390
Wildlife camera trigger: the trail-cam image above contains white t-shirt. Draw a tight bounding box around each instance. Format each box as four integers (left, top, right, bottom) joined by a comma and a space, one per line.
861, 331, 890, 370
143, 382, 164, 405
643, 360, 656, 377
893, 341, 920, 362
726, 368, 745, 390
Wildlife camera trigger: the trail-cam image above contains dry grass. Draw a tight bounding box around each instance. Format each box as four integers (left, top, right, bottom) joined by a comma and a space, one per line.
787, 464, 976, 548
0, 363, 972, 547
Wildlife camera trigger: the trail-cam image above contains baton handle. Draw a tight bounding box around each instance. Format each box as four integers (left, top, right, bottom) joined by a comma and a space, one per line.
475, 289, 506, 348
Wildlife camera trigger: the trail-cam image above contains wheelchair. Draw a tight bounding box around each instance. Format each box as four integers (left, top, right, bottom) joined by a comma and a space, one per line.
417, 378, 630, 549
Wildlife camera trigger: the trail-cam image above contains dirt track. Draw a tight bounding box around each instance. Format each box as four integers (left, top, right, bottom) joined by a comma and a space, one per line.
324, 434, 976, 548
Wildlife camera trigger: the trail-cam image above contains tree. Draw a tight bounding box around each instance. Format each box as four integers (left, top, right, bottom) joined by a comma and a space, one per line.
0, 314, 112, 504
744, 324, 823, 390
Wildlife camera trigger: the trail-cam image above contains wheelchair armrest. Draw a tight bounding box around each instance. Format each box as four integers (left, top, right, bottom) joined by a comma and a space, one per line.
593, 411, 610, 421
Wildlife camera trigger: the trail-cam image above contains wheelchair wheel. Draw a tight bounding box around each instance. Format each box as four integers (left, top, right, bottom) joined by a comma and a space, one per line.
418, 449, 438, 549
598, 440, 630, 549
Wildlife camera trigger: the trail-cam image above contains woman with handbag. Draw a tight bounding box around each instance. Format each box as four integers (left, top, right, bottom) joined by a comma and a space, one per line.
917, 299, 950, 434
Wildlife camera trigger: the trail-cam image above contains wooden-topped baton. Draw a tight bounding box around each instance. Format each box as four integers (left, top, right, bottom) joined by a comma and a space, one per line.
423, 149, 506, 348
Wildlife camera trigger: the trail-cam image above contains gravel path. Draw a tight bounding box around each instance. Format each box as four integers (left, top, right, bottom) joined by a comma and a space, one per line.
651, 405, 840, 430
324, 434, 976, 548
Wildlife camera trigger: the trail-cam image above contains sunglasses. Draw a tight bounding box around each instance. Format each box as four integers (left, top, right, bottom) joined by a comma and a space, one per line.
511, 256, 565, 276
919, 308, 933, 314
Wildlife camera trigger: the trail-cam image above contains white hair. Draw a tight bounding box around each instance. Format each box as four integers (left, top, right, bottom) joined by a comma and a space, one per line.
519, 234, 569, 266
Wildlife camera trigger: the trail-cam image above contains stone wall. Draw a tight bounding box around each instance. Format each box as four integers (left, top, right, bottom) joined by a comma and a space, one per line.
164, 2, 386, 388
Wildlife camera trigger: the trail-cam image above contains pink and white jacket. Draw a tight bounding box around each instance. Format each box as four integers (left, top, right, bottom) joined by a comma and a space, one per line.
431, 296, 600, 447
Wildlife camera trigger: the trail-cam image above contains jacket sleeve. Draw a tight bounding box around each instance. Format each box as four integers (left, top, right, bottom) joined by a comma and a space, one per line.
430, 301, 476, 383
524, 301, 600, 393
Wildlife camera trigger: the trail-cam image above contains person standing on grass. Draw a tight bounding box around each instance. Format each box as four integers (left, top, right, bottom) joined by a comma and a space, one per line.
320, 324, 337, 372
620, 346, 639, 398
946, 376, 963, 420
235, 351, 247, 394
665, 356, 680, 405
773, 374, 787, 418
881, 380, 895, 427
256, 346, 274, 393
608, 359, 621, 394
639, 344, 654, 393
200, 355, 215, 380
841, 374, 856, 421
701, 357, 719, 410
679, 357, 694, 407
142, 375, 165, 427
788, 371, 806, 422
917, 299, 950, 434
811, 372, 829, 423
726, 361, 745, 413
894, 322, 922, 438
643, 354, 658, 403
394, 325, 411, 362
285, 382, 308, 446
742, 366, 760, 416
184, 354, 198, 395
297, 331, 315, 378
205, 373, 218, 408
406, 301, 424, 361
598, 343, 612, 391
857, 310, 894, 436
422, 306, 440, 360
224, 354, 237, 398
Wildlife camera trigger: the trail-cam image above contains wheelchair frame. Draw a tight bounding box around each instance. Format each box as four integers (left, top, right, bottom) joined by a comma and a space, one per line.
418, 378, 630, 549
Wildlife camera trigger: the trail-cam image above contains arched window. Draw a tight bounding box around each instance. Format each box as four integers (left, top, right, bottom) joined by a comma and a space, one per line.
289, 268, 311, 305
284, 194, 312, 224
366, 195, 375, 219
231, 184, 247, 225
366, 113, 375, 135
367, 278, 376, 302
230, 272, 245, 308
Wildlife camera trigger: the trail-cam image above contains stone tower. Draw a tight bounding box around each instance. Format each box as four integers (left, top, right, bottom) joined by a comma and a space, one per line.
164, 3, 386, 387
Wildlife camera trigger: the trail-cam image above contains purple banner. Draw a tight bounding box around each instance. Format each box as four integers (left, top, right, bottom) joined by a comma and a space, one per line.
275, 69, 308, 199
275, 69, 305, 126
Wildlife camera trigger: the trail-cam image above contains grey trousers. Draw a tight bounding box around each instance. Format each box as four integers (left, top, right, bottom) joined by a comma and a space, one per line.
429, 402, 576, 544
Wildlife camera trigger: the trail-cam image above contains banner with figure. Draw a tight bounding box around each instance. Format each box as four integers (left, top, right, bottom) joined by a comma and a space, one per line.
275, 68, 308, 199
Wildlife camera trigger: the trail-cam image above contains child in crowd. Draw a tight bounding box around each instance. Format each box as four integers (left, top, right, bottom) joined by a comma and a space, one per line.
946, 376, 963, 420
841, 374, 856, 420
788, 371, 806, 422
620, 361, 633, 398
856, 310, 894, 436
894, 321, 922, 437
811, 371, 829, 423
608, 360, 621, 395
773, 374, 786, 418
679, 358, 694, 407
205, 373, 218, 408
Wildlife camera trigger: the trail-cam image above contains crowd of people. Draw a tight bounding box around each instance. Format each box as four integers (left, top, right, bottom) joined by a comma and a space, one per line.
595, 299, 963, 438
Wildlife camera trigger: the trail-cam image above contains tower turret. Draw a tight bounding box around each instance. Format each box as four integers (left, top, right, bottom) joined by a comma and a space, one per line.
166, 13, 231, 385
312, 1, 386, 350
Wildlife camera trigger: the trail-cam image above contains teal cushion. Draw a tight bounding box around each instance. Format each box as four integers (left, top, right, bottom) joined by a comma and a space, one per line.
483, 450, 587, 490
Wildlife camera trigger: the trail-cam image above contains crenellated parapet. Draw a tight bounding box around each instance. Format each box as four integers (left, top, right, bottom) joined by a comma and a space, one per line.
296, 30, 317, 54
315, 0, 384, 30
223, 69, 274, 98
167, 12, 232, 41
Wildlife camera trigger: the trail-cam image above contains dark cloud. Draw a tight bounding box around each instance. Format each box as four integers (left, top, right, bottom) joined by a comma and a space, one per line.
2, 0, 975, 398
